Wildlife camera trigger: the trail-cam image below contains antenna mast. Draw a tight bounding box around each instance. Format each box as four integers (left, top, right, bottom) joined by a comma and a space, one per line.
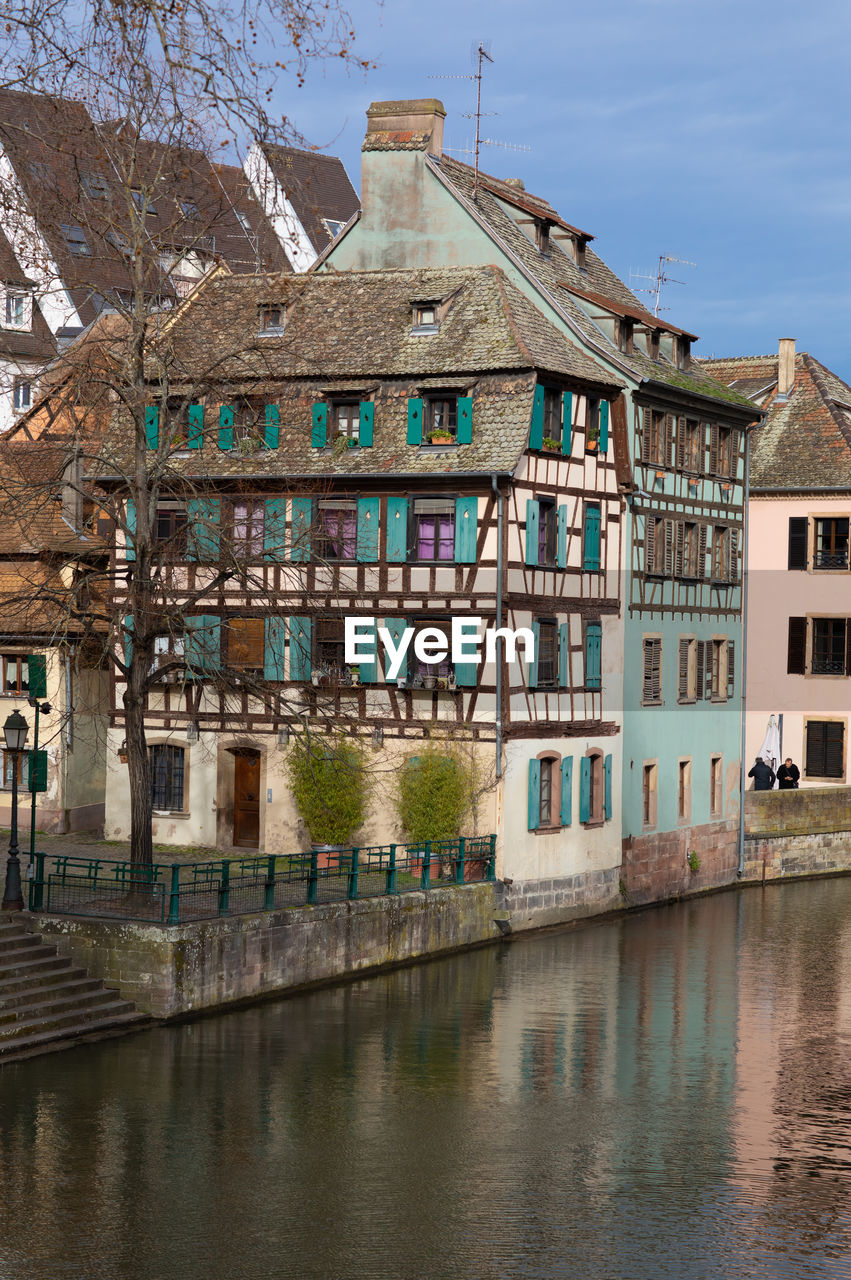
630, 254, 696, 317
472, 43, 493, 200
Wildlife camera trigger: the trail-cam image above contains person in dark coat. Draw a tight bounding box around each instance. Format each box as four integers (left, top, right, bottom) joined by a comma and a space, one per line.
776, 758, 800, 789
748, 757, 776, 790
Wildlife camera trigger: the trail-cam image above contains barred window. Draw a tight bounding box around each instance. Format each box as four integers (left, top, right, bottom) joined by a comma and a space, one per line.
150, 745, 185, 811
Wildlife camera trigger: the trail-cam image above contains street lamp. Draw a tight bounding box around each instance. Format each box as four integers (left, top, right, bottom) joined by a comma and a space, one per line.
2, 709, 29, 911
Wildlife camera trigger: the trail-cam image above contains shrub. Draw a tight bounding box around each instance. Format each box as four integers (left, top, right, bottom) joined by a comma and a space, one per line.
287, 735, 367, 846
397, 746, 474, 842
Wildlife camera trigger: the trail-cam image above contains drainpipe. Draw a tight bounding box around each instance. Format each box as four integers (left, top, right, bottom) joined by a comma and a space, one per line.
491, 473, 503, 779
738, 429, 753, 876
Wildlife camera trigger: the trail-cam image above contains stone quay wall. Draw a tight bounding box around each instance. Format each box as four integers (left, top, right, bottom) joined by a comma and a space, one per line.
743, 786, 851, 882
621, 818, 739, 907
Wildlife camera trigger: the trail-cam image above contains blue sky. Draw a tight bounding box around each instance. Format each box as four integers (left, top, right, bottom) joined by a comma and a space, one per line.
280, 0, 851, 379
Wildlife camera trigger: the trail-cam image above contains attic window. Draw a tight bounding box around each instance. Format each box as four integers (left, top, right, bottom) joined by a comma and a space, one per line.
675, 335, 691, 369
3, 289, 32, 331
179, 199, 200, 219
81, 173, 109, 199
536, 221, 552, 255
323, 218, 345, 240
618, 318, 634, 355
106, 230, 132, 258
259, 304, 285, 336
131, 190, 156, 216
235, 210, 252, 234
60, 225, 91, 256
572, 237, 587, 271
412, 303, 439, 335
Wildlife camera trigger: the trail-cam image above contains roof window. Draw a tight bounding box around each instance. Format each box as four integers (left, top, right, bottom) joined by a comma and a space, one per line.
322, 218, 345, 240
235, 210, 252, 235
411, 302, 439, 335
60, 225, 91, 256
81, 172, 110, 199
258, 304, 285, 337
179, 199, 199, 220
131, 190, 156, 216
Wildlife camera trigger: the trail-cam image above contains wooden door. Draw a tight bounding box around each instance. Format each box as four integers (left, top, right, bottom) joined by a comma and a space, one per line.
233, 752, 261, 848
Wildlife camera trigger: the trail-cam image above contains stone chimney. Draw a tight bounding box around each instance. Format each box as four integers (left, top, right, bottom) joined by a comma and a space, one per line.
364, 98, 446, 158
778, 337, 796, 397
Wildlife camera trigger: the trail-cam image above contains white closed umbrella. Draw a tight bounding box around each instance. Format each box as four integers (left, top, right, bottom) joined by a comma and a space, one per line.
756, 714, 781, 788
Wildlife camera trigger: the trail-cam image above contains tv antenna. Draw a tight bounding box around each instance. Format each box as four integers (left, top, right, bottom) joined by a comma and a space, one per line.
630, 254, 696, 317
430, 42, 529, 199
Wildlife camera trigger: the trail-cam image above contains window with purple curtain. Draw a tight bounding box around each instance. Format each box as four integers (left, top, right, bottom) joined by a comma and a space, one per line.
317, 503, 357, 561
232, 502, 265, 557
413, 501, 455, 561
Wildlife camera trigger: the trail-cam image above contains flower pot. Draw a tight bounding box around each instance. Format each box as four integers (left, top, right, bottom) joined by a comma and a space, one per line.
423, 675, 436, 690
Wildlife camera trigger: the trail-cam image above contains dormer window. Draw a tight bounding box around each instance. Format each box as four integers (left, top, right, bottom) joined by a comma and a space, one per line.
179, 199, 199, 220
648, 329, 661, 361
675, 335, 691, 369
618, 318, 634, 355
131, 190, 156, 215
3, 289, 32, 331
412, 302, 439, 335
536, 221, 552, 255
258, 304, 285, 337
81, 172, 110, 200
60, 225, 91, 257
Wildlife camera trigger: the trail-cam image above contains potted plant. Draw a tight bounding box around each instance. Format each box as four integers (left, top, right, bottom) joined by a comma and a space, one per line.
397, 746, 477, 875
286, 734, 368, 866
348, 665, 360, 687
542, 436, 561, 453
423, 673, 437, 690
346, 436, 359, 449
428, 429, 453, 445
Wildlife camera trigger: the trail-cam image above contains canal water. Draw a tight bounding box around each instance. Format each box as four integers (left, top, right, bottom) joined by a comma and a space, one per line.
1, 878, 849, 1279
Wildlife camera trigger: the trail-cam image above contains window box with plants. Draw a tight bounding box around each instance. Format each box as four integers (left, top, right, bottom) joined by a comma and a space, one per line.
427, 430, 454, 446
541, 436, 562, 453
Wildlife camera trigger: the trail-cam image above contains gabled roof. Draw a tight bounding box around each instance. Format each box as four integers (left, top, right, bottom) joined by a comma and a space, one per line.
702, 352, 851, 488
0, 226, 57, 362
259, 144, 360, 254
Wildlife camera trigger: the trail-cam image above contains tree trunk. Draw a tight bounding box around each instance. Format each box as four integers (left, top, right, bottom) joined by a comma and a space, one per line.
124, 685, 153, 869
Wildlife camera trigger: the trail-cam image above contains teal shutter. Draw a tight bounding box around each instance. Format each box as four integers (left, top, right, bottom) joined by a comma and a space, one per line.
562, 391, 573, 456
457, 395, 473, 444
27, 654, 47, 699
264, 616, 286, 680
454, 496, 477, 563
28, 749, 48, 794
528, 758, 541, 831
529, 618, 541, 689
356, 497, 380, 563
311, 402, 327, 448
123, 614, 133, 668
560, 757, 573, 826
383, 617, 408, 681
557, 504, 568, 568
218, 404, 234, 450
186, 498, 221, 562
604, 754, 613, 821
359, 401, 374, 447
386, 497, 408, 563
454, 620, 479, 687
187, 403, 204, 449
529, 385, 544, 450
125, 498, 136, 562
583, 505, 601, 571
407, 397, 423, 445
526, 499, 540, 566
558, 621, 569, 688
290, 497, 312, 562
145, 405, 159, 450
579, 757, 591, 823
585, 622, 602, 689
288, 616, 312, 681
263, 498, 287, 561
355, 618, 377, 685
185, 615, 220, 676
264, 404, 280, 449
599, 400, 610, 453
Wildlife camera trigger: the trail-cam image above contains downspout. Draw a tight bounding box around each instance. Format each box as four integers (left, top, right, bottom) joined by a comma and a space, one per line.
738, 427, 752, 876
492, 474, 503, 778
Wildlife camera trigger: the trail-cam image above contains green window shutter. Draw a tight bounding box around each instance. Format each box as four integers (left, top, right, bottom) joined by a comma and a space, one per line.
383, 617, 408, 681
125, 498, 136, 562
355, 619, 377, 685
599, 400, 610, 453
187, 403, 204, 449
562, 392, 573, 456
263, 498, 287, 561
526, 499, 540, 566
557, 504, 568, 568
123, 614, 133, 668
585, 622, 602, 689
583, 505, 601, 571
288, 616, 312, 681
529, 618, 541, 689
604, 753, 613, 820
359, 401, 374, 447
185, 615, 220, 677
27, 654, 47, 700
558, 621, 569, 688
218, 404, 234, 451
145, 405, 159, 450
560, 757, 573, 826
311, 402, 328, 448
356, 497, 380, 563
529, 385, 544, 450
27, 749, 48, 794
457, 395, 473, 445
454, 622, 478, 686
407, 397, 424, 445
579, 757, 591, 823
264, 404, 280, 449
386, 497, 408, 563
528, 758, 541, 831
290, 497, 312, 562
454, 496, 478, 563
186, 498, 221, 562
263, 616, 286, 681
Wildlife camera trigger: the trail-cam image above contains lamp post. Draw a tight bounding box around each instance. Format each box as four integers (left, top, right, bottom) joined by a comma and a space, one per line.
2, 709, 29, 911
27, 698, 51, 865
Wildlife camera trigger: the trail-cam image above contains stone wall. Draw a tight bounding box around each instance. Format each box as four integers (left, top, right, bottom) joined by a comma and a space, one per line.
499, 867, 621, 930
33, 883, 501, 1019
621, 819, 739, 907
745, 786, 851, 837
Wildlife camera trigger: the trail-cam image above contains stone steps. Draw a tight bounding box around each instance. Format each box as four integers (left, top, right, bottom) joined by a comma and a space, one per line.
0, 914, 151, 1063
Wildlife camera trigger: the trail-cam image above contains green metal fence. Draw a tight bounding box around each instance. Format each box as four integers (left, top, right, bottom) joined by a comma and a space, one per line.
27, 836, 497, 925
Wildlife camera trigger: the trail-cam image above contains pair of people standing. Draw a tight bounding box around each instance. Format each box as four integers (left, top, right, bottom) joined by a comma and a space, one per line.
748, 758, 800, 790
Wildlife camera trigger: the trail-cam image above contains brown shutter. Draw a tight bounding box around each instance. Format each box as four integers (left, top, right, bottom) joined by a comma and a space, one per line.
674, 521, 684, 578
698, 524, 707, 579
643, 638, 661, 704
663, 520, 675, 577
787, 617, 807, 674
695, 640, 705, 699
664, 413, 674, 467
678, 638, 690, 701
641, 408, 651, 463
729, 527, 740, 581
846, 619, 851, 677
825, 722, 845, 778
727, 641, 735, 698
788, 517, 808, 570
645, 517, 656, 573
676, 416, 686, 469
709, 423, 719, 475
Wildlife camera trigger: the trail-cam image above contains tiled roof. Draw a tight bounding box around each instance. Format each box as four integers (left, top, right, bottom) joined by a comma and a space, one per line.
430, 154, 754, 410
260, 144, 360, 253
702, 352, 851, 488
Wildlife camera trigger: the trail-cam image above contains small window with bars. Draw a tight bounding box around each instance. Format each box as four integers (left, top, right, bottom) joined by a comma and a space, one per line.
150, 744, 185, 811
811, 618, 848, 675
813, 518, 849, 570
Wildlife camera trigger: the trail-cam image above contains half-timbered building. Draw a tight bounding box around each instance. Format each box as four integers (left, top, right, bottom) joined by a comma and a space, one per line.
323, 97, 761, 900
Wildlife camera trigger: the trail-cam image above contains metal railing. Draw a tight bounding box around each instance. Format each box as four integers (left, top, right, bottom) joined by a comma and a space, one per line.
27, 836, 497, 925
